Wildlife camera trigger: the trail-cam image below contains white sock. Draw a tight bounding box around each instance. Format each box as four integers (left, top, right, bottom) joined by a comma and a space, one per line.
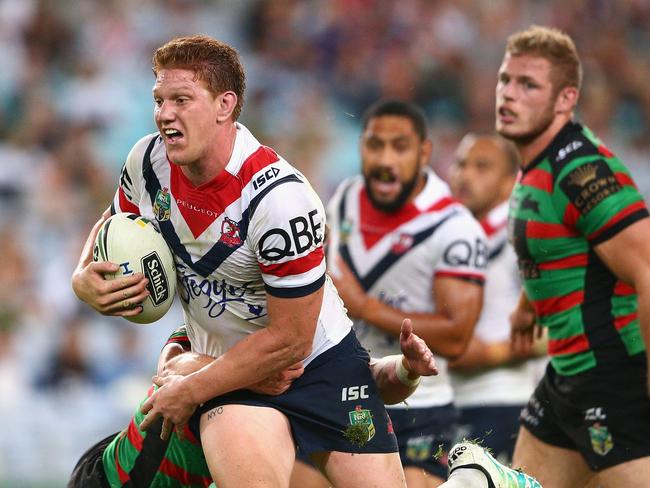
440, 467, 489, 488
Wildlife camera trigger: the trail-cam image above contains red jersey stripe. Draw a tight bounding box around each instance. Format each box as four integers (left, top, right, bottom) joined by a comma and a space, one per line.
614, 281, 635, 296
114, 434, 131, 484
118, 188, 140, 215
548, 333, 590, 355
170, 145, 280, 238
259, 248, 324, 277
616, 172, 635, 188
538, 253, 588, 270
435, 270, 485, 283
126, 417, 144, 452
562, 203, 581, 228
532, 290, 584, 317
182, 424, 200, 445
526, 221, 580, 239
160, 458, 212, 487
614, 312, 638, 331
480, 218, 507, 237
427, 196, 459, 212
588, 201, 647, 241
522, 168, 553, 192
359, 191, 457, 249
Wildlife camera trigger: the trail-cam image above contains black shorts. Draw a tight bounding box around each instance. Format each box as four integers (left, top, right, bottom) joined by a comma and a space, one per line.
192, 330, 398, 457
520, 357, 650, 470
389, 403, 459, 479
68, 432, 115, 488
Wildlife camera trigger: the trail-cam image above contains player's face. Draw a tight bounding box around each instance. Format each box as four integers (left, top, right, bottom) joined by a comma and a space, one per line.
153, 68, 221, 166
449, 137, 515, 219
495, 54, 557, 144
361, 115, 430, 213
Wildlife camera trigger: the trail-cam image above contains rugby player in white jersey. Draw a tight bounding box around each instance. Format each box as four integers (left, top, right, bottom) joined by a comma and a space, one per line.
448, 133, 544, 463
71, 35, 415, 488
291, 99, 487, 488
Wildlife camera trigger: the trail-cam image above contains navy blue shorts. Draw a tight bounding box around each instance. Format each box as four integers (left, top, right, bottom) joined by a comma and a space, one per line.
457, 405, 523, 463
520, 358, 650, 471
192, 330, 398, 457
389, 403, 459, 479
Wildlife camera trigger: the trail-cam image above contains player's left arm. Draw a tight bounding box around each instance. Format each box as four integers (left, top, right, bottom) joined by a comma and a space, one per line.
557, 154, 650, 387
593, 217, 650, 393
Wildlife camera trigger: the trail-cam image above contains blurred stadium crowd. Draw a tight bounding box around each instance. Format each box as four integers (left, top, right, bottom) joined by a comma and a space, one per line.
1, 0, 649, 485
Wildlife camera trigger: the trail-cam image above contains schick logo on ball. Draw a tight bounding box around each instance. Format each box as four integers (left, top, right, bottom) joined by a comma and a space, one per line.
141, 251, 169, 306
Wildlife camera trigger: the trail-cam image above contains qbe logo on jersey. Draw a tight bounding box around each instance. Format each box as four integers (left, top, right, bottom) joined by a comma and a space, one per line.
142, 251, 170, 306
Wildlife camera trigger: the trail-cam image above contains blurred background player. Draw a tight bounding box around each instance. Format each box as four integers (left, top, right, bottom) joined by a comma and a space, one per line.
499, 25, 650, 487
447, 133, 545, 463
291, 99, 487, 488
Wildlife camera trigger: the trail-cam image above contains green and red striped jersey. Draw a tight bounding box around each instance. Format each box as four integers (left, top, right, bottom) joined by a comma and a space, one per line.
509, 122, 649, 376
102, 326, 213, 487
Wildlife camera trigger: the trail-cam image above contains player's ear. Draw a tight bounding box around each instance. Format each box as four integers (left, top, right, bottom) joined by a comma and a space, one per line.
420, 138, 433, 164
555, 86, 579, 115
215, 91, 238, 123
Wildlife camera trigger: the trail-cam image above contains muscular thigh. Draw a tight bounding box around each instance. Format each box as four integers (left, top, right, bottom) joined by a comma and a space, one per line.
315, 450, 406, 488
595, 456, 650, 488
513, 426, 592, 488
200, 404, 295, 488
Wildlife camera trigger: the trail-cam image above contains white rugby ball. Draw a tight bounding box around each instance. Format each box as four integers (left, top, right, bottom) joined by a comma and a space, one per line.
93, 213, 176, 324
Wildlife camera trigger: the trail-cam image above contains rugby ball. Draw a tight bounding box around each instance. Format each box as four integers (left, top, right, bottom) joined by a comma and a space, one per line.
93, 213, 176, 324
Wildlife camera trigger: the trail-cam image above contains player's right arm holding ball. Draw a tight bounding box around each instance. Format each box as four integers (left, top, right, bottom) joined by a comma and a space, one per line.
72, 137, 152, 319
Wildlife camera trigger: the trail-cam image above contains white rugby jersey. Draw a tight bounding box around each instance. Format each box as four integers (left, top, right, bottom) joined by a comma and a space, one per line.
327, 169, 487, 408
111, 123, 351, 362
449, 201, 536, 406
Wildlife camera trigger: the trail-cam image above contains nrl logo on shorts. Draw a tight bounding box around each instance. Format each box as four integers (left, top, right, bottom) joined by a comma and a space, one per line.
346, 405, 375, 446
405, 435, 433, 461
153, 187, 171, 221
588, 423, 613, 456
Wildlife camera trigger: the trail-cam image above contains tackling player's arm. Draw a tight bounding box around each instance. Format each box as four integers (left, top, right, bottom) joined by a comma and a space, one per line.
370, 318, 438, 405
509, 291, 544, 357
593, 217, 650, 394
140, 285, 323, 435
449, 330, 546, 370
332, 257, 483, 359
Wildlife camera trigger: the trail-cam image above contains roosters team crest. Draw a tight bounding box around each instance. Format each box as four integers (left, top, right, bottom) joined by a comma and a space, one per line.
219, 217, 242, 247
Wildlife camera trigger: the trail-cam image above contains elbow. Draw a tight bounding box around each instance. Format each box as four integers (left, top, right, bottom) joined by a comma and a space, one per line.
443, 333, 471, 361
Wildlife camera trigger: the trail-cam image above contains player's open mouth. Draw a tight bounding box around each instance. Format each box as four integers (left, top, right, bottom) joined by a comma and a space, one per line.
369, 168, 400, 195
163, 128, 184, 144
498, 107, 516, 123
